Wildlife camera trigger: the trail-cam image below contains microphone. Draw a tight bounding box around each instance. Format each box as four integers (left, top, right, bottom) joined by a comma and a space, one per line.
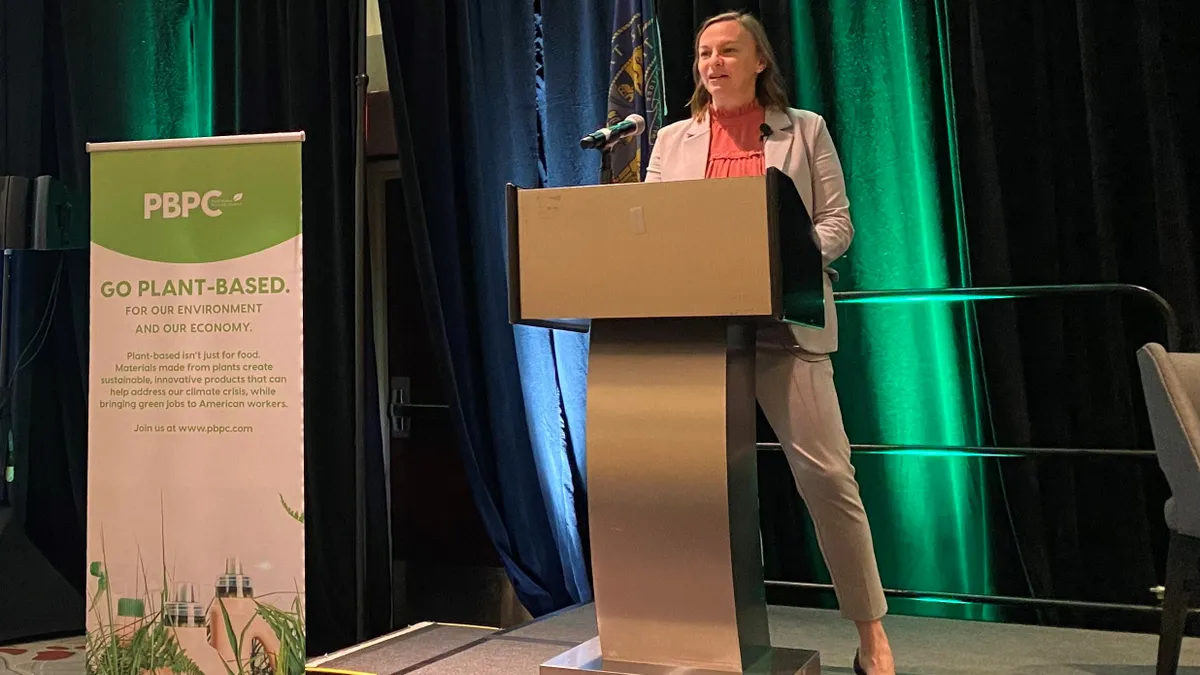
580, 114, 646, 150
759, 123, 773, 141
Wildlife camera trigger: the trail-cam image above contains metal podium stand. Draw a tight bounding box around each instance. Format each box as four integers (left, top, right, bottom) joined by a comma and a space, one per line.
506, 170, 824, 675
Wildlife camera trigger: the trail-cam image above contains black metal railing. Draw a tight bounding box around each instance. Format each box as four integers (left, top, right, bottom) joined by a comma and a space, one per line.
761, 282, 1183, 616
834, 282, 1180, 351
758, 442, 1155, 458
766, 581, 1200, 616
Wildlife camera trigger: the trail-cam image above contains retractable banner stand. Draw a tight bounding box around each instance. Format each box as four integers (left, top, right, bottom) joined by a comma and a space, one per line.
85, 133, 306, 675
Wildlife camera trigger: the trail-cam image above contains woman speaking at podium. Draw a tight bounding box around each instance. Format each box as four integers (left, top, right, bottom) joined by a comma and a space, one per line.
645, 11, 894, 675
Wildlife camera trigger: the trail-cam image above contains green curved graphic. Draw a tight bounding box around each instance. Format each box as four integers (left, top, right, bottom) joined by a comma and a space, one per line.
90, 141, 302, 263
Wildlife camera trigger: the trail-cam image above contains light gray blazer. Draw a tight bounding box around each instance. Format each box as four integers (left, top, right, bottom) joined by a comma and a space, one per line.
644, 106, 852, 355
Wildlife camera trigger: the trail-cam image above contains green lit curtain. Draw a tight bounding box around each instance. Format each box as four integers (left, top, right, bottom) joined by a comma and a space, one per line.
90, 0, 213, 142
789, 0, 994, 620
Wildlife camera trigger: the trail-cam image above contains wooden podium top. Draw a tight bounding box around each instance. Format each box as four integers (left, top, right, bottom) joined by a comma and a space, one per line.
507, 174, 797, 325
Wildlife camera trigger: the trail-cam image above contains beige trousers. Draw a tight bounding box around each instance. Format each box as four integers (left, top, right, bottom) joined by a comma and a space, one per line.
755, 326, 888, 622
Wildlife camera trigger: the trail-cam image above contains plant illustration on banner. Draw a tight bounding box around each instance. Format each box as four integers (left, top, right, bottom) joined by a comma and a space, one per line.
86, 498, 305, 675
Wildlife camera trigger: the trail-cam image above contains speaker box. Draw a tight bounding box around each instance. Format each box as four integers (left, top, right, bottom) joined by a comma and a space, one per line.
0, 175, 81, 252
0, 176, 30, 251
32, 176, 83, 250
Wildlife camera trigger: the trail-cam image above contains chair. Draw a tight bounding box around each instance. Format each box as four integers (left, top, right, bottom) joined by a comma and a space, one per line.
1136, 342, 1200, 675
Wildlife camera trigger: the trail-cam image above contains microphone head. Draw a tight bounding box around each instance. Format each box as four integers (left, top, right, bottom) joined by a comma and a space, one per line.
759, 123, 773, 138
626, 114, 646, 135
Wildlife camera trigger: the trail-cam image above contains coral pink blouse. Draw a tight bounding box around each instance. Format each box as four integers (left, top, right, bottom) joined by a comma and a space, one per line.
705, 102, 767, 179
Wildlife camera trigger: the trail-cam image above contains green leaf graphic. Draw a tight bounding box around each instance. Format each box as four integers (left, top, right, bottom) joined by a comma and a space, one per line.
280, 494, 304, 524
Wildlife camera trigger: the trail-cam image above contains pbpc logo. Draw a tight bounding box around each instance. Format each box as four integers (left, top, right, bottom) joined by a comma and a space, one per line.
144, 191, 243, 219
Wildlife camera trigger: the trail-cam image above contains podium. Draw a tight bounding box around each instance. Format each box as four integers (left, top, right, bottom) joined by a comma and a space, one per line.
506, 169, 825, 675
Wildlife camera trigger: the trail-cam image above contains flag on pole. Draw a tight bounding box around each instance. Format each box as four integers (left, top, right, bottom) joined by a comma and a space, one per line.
607, 0, 667, 183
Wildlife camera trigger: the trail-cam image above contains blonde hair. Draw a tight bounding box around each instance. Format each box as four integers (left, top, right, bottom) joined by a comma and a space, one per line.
687, 11, 790, 119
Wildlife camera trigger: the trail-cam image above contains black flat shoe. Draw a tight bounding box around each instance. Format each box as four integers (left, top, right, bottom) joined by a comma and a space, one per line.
853, 650, 867, 675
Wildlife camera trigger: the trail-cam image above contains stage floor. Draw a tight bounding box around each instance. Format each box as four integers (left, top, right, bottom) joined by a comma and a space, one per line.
306, 603, 1200, 675
2, 603, 1197, 675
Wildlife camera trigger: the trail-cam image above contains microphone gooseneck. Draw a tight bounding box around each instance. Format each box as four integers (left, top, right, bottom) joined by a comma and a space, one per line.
580, 114, 647, 150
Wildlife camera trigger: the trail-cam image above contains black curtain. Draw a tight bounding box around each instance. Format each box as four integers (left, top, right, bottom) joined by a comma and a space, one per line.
0, 0, 83, 187
0, 0, 92, 643
1, 0, 388, 653
210, 0, 392, 653
655, 0, 792, 126
951, 0, 1200, 630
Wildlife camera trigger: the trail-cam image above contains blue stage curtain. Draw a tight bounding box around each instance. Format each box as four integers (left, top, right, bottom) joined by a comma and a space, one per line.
537, 0, 621, 604
379, 0, 590, 615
